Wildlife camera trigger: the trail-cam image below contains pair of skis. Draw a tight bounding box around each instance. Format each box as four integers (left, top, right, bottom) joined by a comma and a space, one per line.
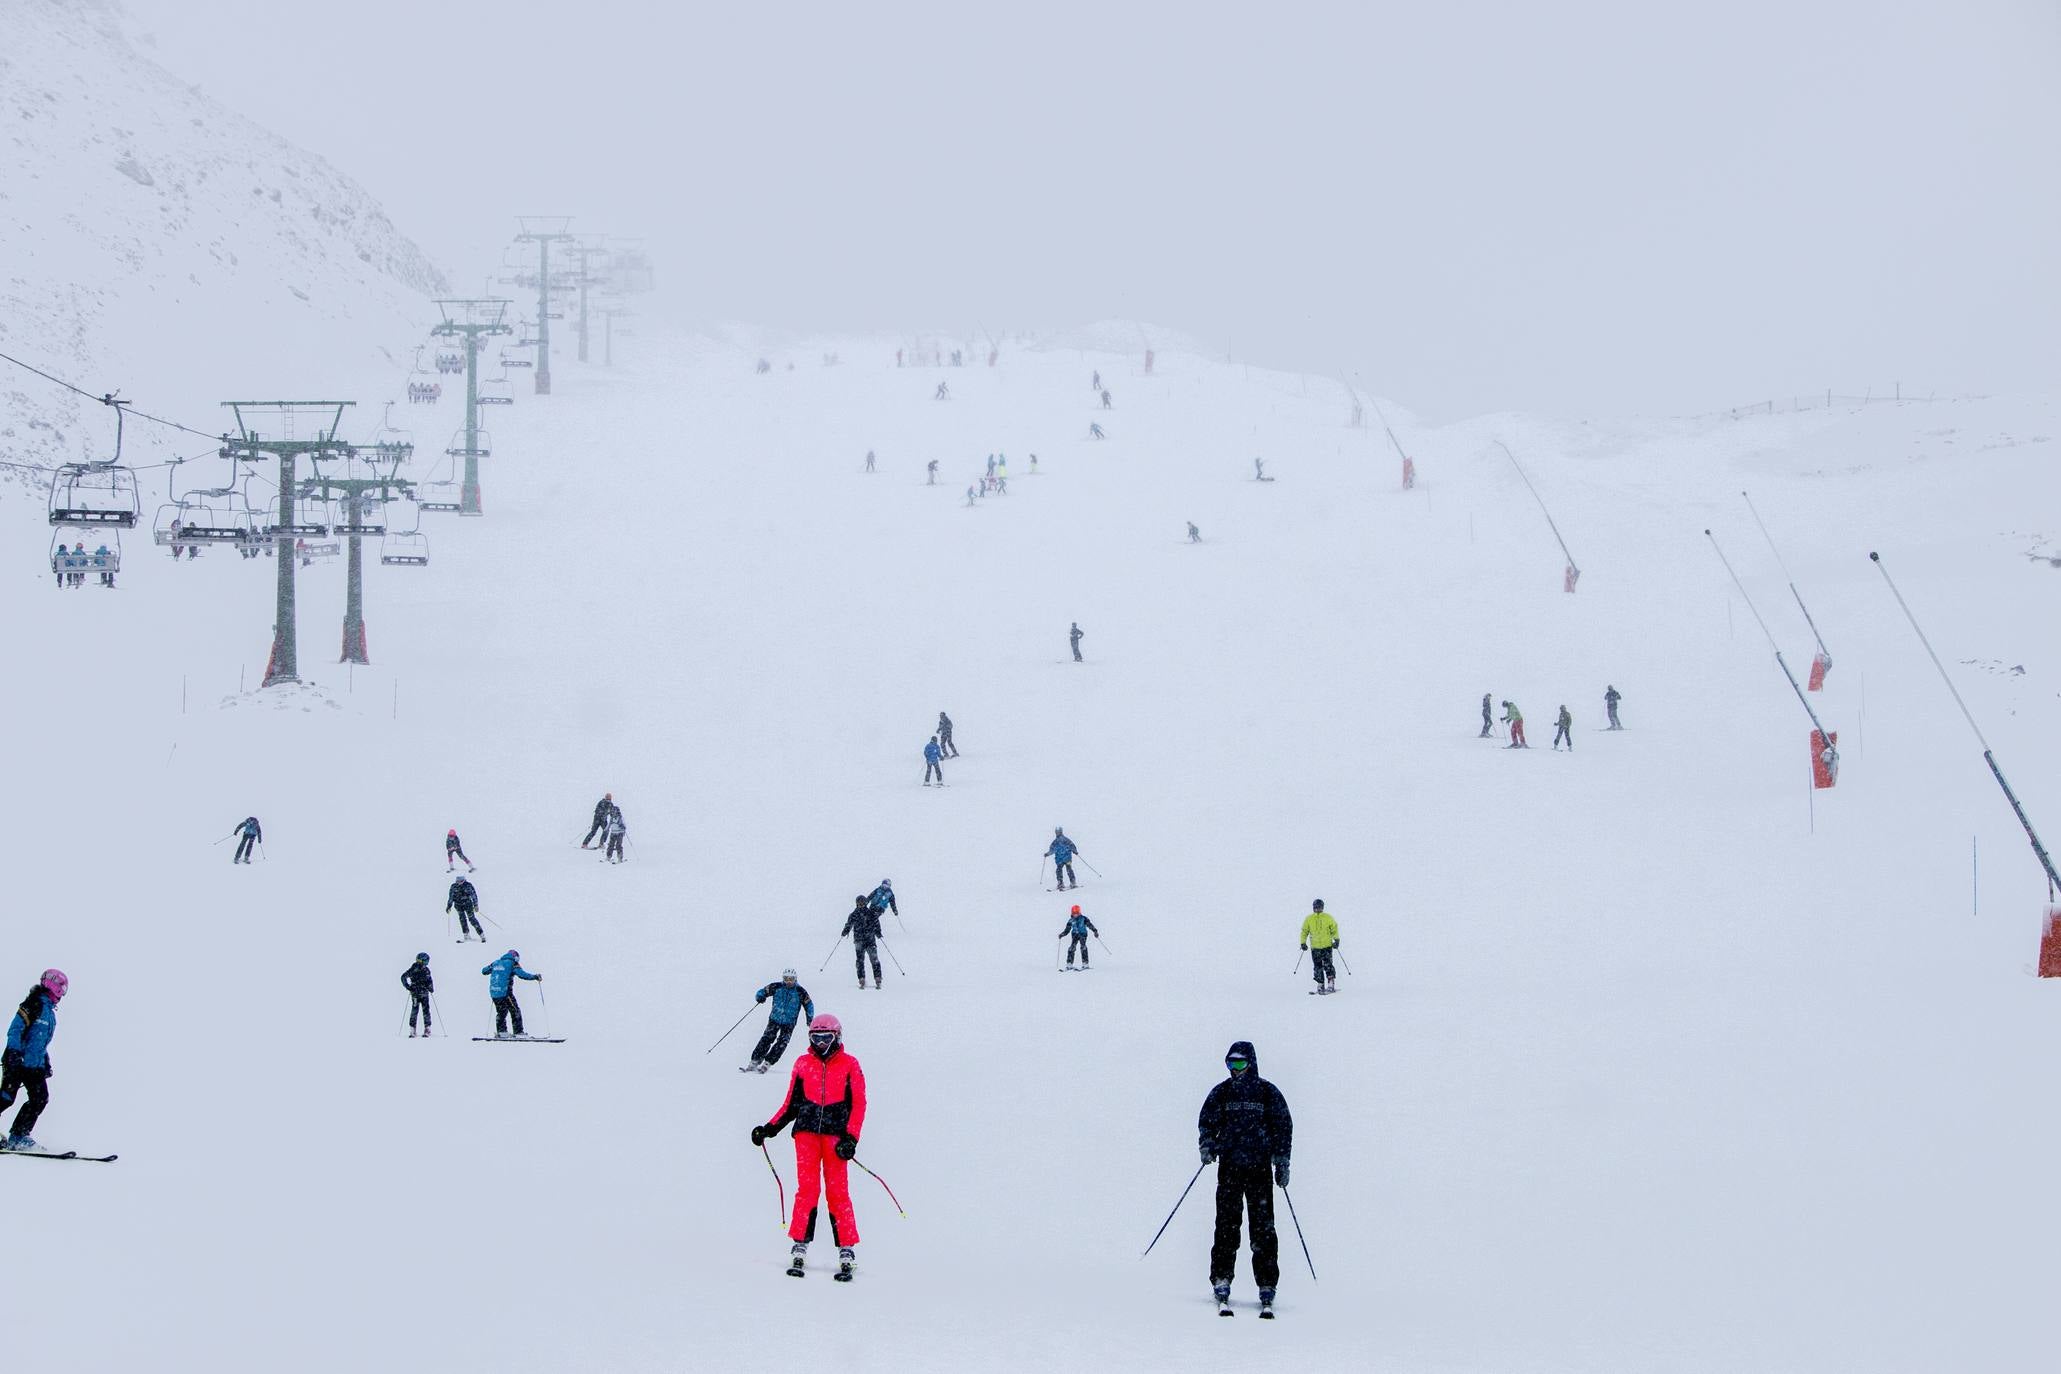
471, 1035, 566, 1043
0, 1148, 117, 1163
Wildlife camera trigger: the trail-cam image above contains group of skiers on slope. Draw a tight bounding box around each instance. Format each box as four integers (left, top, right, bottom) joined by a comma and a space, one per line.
921, 712, 961, 785
839, 882, 897, 990
397, 948, 543, 1038
581, 793, 628, 862
1483, 686, 1622, 751
0, 970, 67, 1151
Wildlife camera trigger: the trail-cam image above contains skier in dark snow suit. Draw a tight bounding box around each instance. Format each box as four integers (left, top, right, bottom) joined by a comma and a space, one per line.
581, 794, 619, 848
1057, 905, 1099, 968
230, 816, 262, 864
842, 897, 884, 989
447, 876, 484, 941
401, 954, 434, 1036
1198, 1040, 1293, 1314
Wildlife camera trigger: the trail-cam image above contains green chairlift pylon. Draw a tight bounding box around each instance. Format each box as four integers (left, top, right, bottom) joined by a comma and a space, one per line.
299, 439, 414, 665
429, 298, 511, 516
220, 401, 352, 688
514, 216, 575, 394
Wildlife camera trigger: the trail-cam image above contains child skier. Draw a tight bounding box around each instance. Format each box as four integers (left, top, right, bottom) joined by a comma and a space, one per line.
842, 896, 885, 990
923, 736, 944, 786
445, 829, 474, 872
744, 969, 814, 1073
1057, 904, 1099, 969
447, 876, 484, 942
603, 808, 627, 863
481, 950, 540, 1037
0, 970, 66, 1151
1500, 701, 1527, 748
1298, 899, 1340, 995
401, 954, 434, 1037
1046, 828, 1083, 890
866, 880, 898, 922
1553, 705, 1574, 751
230, 816, 262, 864
751, 1012, 867, 1280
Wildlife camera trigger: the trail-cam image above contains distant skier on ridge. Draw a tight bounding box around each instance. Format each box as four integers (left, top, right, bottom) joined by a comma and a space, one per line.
1480, 693, 1494, 739
1070, 622, 1084, 662
1604, 685, 1622, 730
1553, 705, 1573, 751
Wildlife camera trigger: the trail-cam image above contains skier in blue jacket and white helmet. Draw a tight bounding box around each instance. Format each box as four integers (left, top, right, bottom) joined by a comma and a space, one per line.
867, 880, 898, 921
1046, 828, 1083, 890
743, 969, 815, 1073
481, 950, 540, 1037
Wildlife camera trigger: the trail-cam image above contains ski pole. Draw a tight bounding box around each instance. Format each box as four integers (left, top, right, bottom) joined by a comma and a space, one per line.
478, 910, 503, 929
761, 1139, 787, 1227
878, 938, 907, 976
258, 842, 267, 862
1056, 937, 1064, 972
707, 1002, 759, 1054
1281, 1185, 1318, 1281
535, 980, 550, 1037
851, 1157, 906, 1217
818, 933, 847, 972
1336, 951, 1354, 976
893, 905, 908, 935
1093, 934, 1115, 955
430, 992, 445, 1036
1291, 949, 1303, 975
1141, 1161, 1208, 1259
1079, 857, 1104, 878
212, 833, 233, 846
1036, 855, 1047, 887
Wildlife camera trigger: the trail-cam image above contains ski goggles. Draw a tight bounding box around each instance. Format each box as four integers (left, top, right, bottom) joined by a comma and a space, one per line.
1225, 1057, 1251, 1071
808, 1032, 838, 1048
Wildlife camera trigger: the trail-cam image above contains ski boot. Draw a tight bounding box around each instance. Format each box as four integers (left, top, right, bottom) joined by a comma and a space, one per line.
1213, 1279, 1232, 1316
1258, 1287, 1276, 1319
4, 1135, 35, 1152
756, 1062, 771, 1073
873, 977, 882, 990
786, 1242, 807, 1278
1326, 977, 1337, 994
739, 1062, 758, 1073
834, 1246, 856, 1282
408, 1028, 418, 1038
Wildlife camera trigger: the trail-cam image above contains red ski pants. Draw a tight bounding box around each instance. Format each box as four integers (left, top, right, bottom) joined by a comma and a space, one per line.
1509, 720, 1526, 747
790, 1132, 859, 1245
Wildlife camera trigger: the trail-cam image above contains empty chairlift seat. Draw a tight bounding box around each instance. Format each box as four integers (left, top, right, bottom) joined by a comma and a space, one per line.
380, 532, 429, 567
49, 463, 141, 528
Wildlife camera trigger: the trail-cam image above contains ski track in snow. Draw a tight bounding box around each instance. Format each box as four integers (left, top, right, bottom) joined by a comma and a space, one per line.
4, 316, 2060, 1371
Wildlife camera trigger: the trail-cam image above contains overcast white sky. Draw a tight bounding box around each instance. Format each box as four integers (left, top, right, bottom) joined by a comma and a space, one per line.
118, 0, 2060, 420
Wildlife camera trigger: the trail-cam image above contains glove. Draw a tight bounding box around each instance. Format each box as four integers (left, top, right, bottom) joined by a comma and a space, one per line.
750, 1125, 769, 1147
1199, 1145, 1216, 1166
835, 1136, 857, 1161
1273, 1158, 1290, 1188
1299, 943, 1307, 951
0, 1049, 19, 1073
1332, 939, 1340, 948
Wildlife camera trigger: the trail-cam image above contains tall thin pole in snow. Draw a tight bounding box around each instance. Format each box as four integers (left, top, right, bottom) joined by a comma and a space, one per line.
1705, 530, 1836, 744
1497, 441, 1580, 587
1869, 551, 2060, 897
1742, 491, 1832, 662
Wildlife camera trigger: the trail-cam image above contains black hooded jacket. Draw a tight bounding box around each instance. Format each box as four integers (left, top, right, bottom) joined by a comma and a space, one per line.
401, 961, 434, 996
842, 902, 883, 944
1197, 1040, 1292, 1169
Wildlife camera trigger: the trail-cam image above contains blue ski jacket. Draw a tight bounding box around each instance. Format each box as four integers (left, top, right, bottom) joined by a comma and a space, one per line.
867, 882, 898, 916
924, 739, 942, 764
481, 954, 538, 998
5, 988, 57, 1071
1046, 833, 1079, 865
1058, 912, 1100, 939
755, 981, 815, 1026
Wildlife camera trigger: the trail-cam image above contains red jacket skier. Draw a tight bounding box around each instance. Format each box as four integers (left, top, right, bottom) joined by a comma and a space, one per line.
752, 1012, 868, 1276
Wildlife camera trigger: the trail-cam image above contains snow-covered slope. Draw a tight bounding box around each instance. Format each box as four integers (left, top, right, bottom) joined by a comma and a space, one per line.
2, 301, 2058, 1371
0, 0, 443, 483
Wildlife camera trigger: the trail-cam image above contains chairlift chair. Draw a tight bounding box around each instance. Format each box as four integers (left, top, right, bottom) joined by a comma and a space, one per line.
49, 463, 141, 528
478, 377, 514, 406
152, 500, 256, 547
49, 531, 120, 583
380, 528, 429, 567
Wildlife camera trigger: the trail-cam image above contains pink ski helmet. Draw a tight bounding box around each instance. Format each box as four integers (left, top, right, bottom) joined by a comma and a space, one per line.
808, 1012, 841, 1036
40, 969, 67, 1001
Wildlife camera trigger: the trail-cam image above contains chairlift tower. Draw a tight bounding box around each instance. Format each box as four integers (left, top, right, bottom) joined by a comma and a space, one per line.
300, 443, 414, 665
514, 216, 575, 393
429, 298, 511, 516
597, 301, 636, 367
221, 401, 353, 688
566, 235, 610, 363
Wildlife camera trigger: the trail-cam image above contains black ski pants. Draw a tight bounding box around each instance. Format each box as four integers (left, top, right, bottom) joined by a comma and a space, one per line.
940, 730, 957, 757
605, 834, 625, 861
447, 843, 470, 867
233, 834, 256, 863
1209, 1164, 1280, 1289
1607, 704, 1621, 729
1553, 723, 1571, 749
1480, 706, 1493, 737
0, 1064, 51, 1139
582, 814, 607, 846
1311, 946, 1336, 986
409, 993, 432, 1032
855, 940, 882, 983
454, 904, 483, 938
924, 760, 943, 784
1054, 860, 1076, 889
1071, 641, 1082, 662
752, 1018, 797, 1065
1065, 933, 1090, 965
493, 993, 525, 1036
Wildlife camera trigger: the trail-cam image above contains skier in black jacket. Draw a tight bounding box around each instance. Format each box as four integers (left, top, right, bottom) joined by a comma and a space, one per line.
841, 896, 884, 990
1198, 1039, 1293, 1316
447, 876, 484, 942
936, 712, 958, 758
401, 953, 434, 1037
580, 793, 619, 848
